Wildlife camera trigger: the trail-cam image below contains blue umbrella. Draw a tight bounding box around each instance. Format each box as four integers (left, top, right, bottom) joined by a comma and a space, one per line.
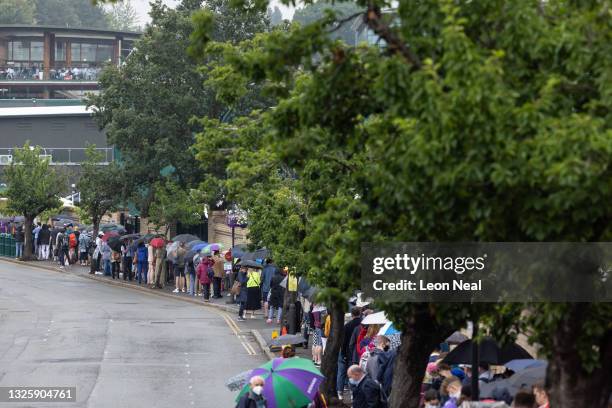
191, 242, 208, 252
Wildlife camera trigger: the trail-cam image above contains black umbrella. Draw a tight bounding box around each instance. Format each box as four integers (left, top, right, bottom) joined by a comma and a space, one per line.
173, 234, 199, 243
122, 233, 141, 240
107, 236, 123, 252
231, 244, 249, 259
445, 331, 469, 345
480, 365, 546, 399
268, 334, 306, 347
237, 259, 263, 269
443, 337, 533, 365
100, 223, 126, 233
241, 248, 270, 261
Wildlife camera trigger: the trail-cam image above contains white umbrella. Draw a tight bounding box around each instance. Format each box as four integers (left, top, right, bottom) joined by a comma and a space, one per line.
361, 311, 389, 325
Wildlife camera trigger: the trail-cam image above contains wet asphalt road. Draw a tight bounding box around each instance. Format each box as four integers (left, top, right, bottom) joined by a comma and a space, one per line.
0, 260, 265, 408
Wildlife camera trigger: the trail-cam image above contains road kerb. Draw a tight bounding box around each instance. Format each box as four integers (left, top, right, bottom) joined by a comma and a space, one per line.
251, 329, 276, 360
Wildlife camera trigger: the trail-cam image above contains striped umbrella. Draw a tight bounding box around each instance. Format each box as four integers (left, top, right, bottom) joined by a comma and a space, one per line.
237, 358, 324, 408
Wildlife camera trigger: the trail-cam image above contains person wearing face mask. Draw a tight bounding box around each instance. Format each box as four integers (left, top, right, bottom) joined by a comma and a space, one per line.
236, 376, 266, 408
532, 381, 549, 408
442, 377, 463, 408
423, 389, 441, 408
347, 364, 387, 408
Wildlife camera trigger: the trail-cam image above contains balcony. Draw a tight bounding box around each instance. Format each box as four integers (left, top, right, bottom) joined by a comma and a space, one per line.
0, 65, 102, 82
0, 147, 114, 166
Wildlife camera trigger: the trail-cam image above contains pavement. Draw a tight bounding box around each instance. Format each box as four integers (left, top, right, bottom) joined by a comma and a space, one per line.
0, 258, 269, 407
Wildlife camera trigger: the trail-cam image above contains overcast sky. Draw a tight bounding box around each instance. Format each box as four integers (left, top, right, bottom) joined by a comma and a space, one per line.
130, 0, 295, 27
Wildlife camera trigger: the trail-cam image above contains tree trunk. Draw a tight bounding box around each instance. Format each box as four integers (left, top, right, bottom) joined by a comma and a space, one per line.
22, 215, 35, 261
89, 217, 100, 274
320, 301, 345, 404
390, 304, 453, 408
548, 303, 612, 408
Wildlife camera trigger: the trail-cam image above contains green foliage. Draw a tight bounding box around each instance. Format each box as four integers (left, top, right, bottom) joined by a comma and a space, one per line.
4, 143, 64, 219
0, 0, 35, 24
148, 180, 202, 234
191, 0, 612, 403
105, 0, 140, 31
34, 0, 110, 29
77, 145, 123, 234
89, 0, 269, 215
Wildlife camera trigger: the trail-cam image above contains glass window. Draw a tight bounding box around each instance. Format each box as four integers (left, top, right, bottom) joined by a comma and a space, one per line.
30, 41, 43, 61
11, 41, 30, 60
71, 43, 80, 62
80, 43, 96, 62
96, 44, 113, 62
55, 42, 66, 61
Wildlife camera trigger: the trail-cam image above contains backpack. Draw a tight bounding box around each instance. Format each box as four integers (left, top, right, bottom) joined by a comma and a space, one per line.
69, 233, 77, 248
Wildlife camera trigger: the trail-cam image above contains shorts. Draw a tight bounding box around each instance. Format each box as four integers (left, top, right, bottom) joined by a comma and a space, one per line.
175, 266, 185, 277
313, 328, 323, 347
79, 251, 88, 261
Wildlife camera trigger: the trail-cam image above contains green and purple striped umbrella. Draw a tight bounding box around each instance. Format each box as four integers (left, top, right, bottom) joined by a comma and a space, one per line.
237, 357, 324, 408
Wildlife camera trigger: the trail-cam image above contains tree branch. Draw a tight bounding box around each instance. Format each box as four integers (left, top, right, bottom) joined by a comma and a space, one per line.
327, 11, 364, 34
364, 2, 421, 68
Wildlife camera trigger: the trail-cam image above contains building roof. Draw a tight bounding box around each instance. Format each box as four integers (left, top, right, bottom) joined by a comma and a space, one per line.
0, 24, 141, 38
0, 105, 94, 118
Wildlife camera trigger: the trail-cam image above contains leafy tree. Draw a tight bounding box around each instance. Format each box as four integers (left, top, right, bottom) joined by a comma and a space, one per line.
0, 0, 35, 24
34, 0, 109, 28
88, 0, 269, 216
77, 146, 123, 271
106, 0, 139, 31
148, 180, 202, 235
4, 143, 65, 261
191, 1, 612, 407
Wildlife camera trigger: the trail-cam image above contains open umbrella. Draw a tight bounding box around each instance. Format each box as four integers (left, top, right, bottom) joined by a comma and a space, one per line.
231, 244, 249, 259
203, 243, 224, 255
121, 233, 141, 240
187, 240, 207, 250
445, 331, 469, 345
173, 234, 199, 243
226, 370, 252, 392
107, 236, 123, 252
361, 311, 389, 325
241, 248, 270, 261
505, 359, 546, 372
378, 322, 400, 336
267, 334, 307, 347
237, 357, 324, 408
150, 237, 165, 248
100, 223, 126, 233
443, 337, 533, 365
101, 231, 120, 242
191, 242, 208, 252
480, 364, 547, 398
237, 259, 263, 269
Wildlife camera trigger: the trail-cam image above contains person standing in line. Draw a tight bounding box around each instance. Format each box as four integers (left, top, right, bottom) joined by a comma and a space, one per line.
266, 270, 284, 324
101, 240, 112, 276
173, 242, 187, 293
56, 229, 69, 269
147, 243, 155, 286
78, 231, 90, 266
337, 307, 363, 401
135, 242, 148, 284
261, 259, 277, 318
33, 222, 41, 258
196, 256, 212, 301
122, 240, 134, 281
347, 365, 387, 408
111, 248, 121, 279
38, 224, 51, 260
532, 381, 550, 408
236, 266, 248, 321
245, 267, 262, 319
211, 250, 225, 298
14, 226, 24, 259
154, 245, 166, 289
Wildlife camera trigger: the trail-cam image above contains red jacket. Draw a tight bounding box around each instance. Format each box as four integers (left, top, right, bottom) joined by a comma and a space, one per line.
196, 262, 211, 284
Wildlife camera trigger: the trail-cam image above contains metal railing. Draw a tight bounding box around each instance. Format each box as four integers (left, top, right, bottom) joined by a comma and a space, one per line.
0, 147, 113, 165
